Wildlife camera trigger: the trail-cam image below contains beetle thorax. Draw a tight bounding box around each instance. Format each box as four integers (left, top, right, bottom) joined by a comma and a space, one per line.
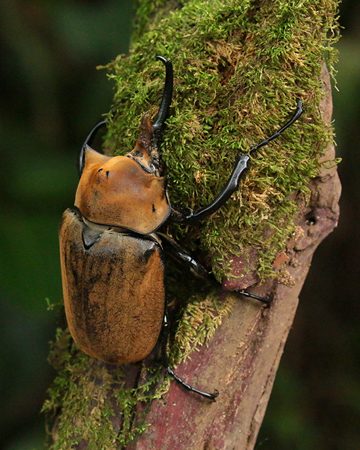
75, 149, 170, 234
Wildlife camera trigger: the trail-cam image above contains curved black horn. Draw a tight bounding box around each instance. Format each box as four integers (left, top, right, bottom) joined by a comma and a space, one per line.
78, 119, 107, 177
152, 56, 173, 142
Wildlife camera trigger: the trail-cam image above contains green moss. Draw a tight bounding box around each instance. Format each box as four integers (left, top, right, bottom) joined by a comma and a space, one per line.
42, 328, 160, 448
44, 0, 340, 447
169, 290, 235, 366
105, 0, 340, 283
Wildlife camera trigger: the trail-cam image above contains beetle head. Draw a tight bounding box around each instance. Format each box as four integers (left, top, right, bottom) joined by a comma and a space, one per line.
75, 145, 170, 234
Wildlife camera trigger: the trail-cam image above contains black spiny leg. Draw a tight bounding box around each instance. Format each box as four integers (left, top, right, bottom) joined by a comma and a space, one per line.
158, 233, 272, 305
236, 289, 273, 306
167, 367, 219, 400
248, 98, 304, 154
158, 232, 209, 282
171, 99, 304, 224
162, 313, 219, 400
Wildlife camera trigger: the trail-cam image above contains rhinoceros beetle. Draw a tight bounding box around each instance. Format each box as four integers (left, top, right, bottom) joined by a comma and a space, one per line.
59, 56, 304, 400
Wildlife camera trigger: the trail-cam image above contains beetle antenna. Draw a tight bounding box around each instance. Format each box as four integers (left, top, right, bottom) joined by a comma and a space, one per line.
78, 119, 107, 177
152, 56, 173, 149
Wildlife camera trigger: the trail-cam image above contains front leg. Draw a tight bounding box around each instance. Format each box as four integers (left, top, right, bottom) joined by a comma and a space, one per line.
170, 154, 250, 224
171, 98, 304, 224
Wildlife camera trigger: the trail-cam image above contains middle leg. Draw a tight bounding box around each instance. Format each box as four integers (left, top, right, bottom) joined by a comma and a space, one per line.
158, 232, 272, 305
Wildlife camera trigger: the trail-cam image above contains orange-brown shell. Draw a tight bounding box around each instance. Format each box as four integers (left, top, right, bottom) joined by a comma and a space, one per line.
74, 146, 170, 234
59, 208, 165, 364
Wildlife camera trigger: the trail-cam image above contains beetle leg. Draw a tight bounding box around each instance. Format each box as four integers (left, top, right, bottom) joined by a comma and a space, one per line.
158, 233, 272, 305
170, 98, 304, 224
248, 98, 304, 154
235, 289, 273, 306
167, 367, 219, 400
160, 311, 218, 400
158, 232, 210, 282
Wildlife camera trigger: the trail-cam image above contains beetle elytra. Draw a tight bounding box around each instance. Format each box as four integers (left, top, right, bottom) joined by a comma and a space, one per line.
59, 56, 304, 399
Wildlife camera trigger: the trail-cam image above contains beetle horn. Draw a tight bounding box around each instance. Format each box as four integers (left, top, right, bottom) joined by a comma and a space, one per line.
78, 119, 107, 177
152, 56, 173, 148
128, 56, 173, 172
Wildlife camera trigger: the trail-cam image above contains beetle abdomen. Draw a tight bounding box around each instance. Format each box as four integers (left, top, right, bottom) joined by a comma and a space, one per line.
59, 208, 165, 364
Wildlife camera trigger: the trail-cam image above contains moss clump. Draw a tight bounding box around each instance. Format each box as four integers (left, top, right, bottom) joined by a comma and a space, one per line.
169, 291, 235, 366
42, 328, 165, 449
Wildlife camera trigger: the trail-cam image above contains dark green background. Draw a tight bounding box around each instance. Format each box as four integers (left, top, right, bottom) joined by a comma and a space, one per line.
0, 1, 359, 449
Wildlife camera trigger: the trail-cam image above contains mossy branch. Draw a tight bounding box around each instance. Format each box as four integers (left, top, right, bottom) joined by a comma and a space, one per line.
43, 1, 341, 449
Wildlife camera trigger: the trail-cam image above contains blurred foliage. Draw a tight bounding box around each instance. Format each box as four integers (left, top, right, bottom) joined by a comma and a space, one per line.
0, 0, 359, 449
0, 0, 135, 448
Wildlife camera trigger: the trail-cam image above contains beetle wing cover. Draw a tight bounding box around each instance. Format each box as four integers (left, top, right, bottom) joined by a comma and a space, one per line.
75, 147, 170, 234
59, 208, 165, 364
